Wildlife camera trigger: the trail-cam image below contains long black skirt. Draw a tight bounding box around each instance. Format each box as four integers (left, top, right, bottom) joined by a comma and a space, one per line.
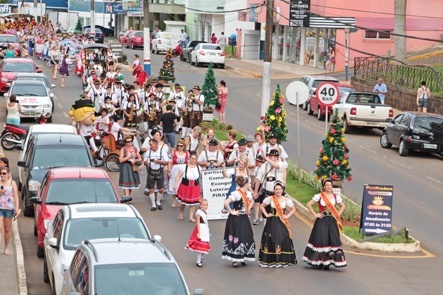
222, 214, 256, 262
302, 215, 347, 267
258, 216, 297, 268
118, 162, 141, 190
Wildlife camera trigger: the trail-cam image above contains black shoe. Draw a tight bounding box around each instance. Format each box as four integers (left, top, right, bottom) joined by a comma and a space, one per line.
151, 207, 157, 211
157, 205, 163, 210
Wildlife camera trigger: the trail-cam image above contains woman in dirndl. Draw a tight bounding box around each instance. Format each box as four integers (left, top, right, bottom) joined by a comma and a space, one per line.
222, 175, 255, 267
59, 54, 69, 88
185, 199, 210, 267
174, 152, 201, 222
303, 178, 347, 270
118, 136, 142, 197
167, 139, 189, 207
259, 181, 297, 268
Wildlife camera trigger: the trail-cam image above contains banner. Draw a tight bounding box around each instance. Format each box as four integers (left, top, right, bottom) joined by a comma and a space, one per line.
103, 2, 126, 15
360, 184, 393, 235
125, 0, 143, 17
201, 168, 234, 220
0, 4, 11, 14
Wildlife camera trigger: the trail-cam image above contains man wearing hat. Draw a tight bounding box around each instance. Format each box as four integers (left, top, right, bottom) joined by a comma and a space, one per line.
227, 138, 255, 168
265, 133, 288, 161
181, 89, 194, 139
169, 83, 185, 133
111, 79, 124, 117
245, 135, 255, 159
87, 79, 105, 115
253, 148, 288, 224
190, 85, 205, 128
198, 139, 224, 169
143, 92, 160, 135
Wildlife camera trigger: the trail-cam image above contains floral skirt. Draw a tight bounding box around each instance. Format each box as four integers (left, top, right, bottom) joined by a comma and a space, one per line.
185, 226, 210, 254
222, 214, 255, 262
118, 162, 141, 190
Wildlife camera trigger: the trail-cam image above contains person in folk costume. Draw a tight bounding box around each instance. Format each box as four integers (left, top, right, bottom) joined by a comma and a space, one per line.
118, 135, 142, 198
143, 92, 160, 136
87, 79, 105, 116
122, 93, 140, 128
75, 48, 85, 77
167, 139, 189, 208
169, 83, 185, 134
184, 199, 210, 267
181, 89, 194, 139
111, 80, 124, 117
302, 178, 347, 270
190, 85, 205, 128
105, 65, 117, 86
133, 65, 148, 87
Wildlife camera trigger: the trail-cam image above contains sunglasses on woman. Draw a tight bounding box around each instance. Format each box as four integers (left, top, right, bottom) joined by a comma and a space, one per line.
126, 141, 132, 143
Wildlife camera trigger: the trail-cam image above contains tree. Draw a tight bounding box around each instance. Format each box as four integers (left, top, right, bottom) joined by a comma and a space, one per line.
75, 19, 82, 34
201, 62, 219, 109
263, 84, 288, 143
314, 110, 352, 182
158, 52, 176, 83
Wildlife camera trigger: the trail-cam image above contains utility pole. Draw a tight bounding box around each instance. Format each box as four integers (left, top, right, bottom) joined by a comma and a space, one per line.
261, 0, 274, 118
143, 0, 151, 76
394, 0, 407, 63
91, 0, 95, 36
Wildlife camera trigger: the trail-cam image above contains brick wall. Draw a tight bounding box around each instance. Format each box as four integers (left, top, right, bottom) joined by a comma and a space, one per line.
351, 77, 443, 114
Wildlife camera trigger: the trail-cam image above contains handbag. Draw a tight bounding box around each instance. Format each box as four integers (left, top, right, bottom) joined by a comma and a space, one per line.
199, 223, 210, 242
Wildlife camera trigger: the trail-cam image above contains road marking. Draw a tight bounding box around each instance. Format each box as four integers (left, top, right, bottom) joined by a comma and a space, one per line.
58, 103, 63, 109
388, 159, 411, 170
63, 111, 69, 118
359, 144, 377, 154
426, 176, 441, 183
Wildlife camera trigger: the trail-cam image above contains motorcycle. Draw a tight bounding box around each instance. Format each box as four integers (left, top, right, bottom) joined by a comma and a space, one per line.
0, 114, 47, 150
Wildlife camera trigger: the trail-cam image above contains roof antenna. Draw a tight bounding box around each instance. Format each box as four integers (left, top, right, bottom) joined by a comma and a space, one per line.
117, 226, 121, 242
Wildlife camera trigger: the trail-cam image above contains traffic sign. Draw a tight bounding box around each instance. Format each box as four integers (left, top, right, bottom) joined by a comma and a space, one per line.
316, 82, 339, 107
286, 81, 309, 105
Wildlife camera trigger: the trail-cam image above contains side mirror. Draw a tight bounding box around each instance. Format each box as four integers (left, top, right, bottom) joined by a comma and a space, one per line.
17, 160, 27, 167
48, 237, 58, 248
153, 235, 162, 242
29, 196, 42, 205
50, 93, 54, 98
120, 196, 132, 203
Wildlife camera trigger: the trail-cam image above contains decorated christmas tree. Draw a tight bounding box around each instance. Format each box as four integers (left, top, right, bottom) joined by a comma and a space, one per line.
263, 84, 288, 143
314, 110, 352, 182
158, 52, 175, 83
201, 62, 219, 109
75, 19, 82, 34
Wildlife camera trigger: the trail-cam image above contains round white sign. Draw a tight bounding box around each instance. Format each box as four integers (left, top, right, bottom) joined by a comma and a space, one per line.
316, 82, 340, 107
286, 81, 309, 106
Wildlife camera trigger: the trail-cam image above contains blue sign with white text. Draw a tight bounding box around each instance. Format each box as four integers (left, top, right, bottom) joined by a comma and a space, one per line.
360, 184, 393, 235
103, 2, 126, 15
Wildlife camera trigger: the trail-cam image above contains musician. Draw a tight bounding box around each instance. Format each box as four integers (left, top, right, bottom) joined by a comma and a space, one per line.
111, 80, 124, 117
190, 85, 205, 128
143, 92, 159, 135
154, 83, 166, 110
169, 83, 185, 134
122, 93, 140, 128
181, 89, 194, 139
87, 79, 105, 116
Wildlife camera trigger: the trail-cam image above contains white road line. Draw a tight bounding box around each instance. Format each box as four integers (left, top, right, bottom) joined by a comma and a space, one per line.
426, 176, 441, 183
359, 144, 377, 154
63, 111, 69, 118
388, 159, 411, 169
58, 103, 63, 109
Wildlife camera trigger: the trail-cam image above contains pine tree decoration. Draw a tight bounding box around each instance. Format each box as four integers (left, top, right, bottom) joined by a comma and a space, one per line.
201, 62, 219, 109
314, 110, 352, 182
75, 19, 82, 34
158, 52, 176, 83
264, 84, 288, 143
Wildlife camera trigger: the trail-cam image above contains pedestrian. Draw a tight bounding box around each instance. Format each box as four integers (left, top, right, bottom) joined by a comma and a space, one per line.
325, 46, 335, 72
373, 77, 388, 104
59, 54, 69, 88
118, 136, 142, 198
417, 81, 431, 113
179, 29, 188, 49
0, 167, 21, 255
175, 152, 201, 221
185, 199, 210, 267
160, 104, 178, 149
218, 32, 227, 51
132, 54, 140, 69
215, 80, 228, 124
5, 44, 16, 59
210, 33, 217, 44
0, 157, 9, 168
50, 45, 60, 80
167, 139, 189, 208
222, 175, 255, 267
6, 94, 21, 125
302, 178, 347, 270
190, 85, 204, 128
258, 181, 297, 268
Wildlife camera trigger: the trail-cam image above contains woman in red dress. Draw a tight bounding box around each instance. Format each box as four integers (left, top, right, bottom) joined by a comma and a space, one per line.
215, 80, 228, 124
185, 199, 210, 267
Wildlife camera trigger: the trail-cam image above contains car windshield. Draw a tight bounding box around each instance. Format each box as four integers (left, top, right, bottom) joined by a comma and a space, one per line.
15, 77, 48, 88
2, 62, 35, 72
338, 87, 355, 96
32, 146, 92, 169
45, 179, 118, 204
64, 218, 149, 250
202, 44, 221, 50
11, 84, 46, 96
0, 35, 18, 43
414, 116, 443, 132
135, 32, 143, 37
312, 80, 338, 88
95, 263, 188, 294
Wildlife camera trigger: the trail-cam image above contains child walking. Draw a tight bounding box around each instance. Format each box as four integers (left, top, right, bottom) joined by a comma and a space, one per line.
185, 199, 210, 267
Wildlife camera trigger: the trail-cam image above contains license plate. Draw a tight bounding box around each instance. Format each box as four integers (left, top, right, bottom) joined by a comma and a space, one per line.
424, 143, 437, 149
209, 52, 216, 55
366, 122, 378, 126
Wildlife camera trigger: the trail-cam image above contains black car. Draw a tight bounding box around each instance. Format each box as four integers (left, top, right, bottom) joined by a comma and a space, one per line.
83, 25, 114, 37
83, 28, 105, 43
18, 133, 103, 216
380, 111, 443, 157
182, 40, 206, 62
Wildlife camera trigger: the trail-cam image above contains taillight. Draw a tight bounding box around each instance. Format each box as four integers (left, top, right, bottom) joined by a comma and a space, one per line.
221, 52, 225, 56
350, 107, 357, 115
388, 109, 393, 117
199, 50, 205, 55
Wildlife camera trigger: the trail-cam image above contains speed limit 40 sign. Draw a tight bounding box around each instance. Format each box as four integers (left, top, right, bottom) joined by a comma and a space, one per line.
316, 82, 340, 107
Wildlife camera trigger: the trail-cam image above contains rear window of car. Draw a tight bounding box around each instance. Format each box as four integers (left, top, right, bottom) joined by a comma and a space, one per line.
202, 44, 221, 50
135, 32, 143, 37
0, 35, 18, 43
414, 116, 443, 130
346, 93, 380, 103
3, 62, 35, 72
312, 79, 339, 88
11, 84, 46, 96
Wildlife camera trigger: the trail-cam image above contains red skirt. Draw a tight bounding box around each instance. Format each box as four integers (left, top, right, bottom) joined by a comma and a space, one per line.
185, 226, 210, 254
177, 181, 201, 205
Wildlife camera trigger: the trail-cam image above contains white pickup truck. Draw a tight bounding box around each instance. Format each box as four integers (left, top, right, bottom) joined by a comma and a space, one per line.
332, 92, 394, 134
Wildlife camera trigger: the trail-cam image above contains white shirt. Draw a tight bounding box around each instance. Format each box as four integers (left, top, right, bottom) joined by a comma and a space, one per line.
178, 165, 200, 180
256, 161, 288, 192
191, 93, 205, 111
265, 143, 288, 160
263, 196, 294, 209
87, 86, 105, 113
228, 148, 255, 167
312, 193, 343, 206
229, 190, 253, 213
198, 149, 224, 167
143, 146, 170, 170
169, 90, 185, 109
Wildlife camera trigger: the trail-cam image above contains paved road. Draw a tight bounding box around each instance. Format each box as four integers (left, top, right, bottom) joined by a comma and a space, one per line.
12, 48, 443, 295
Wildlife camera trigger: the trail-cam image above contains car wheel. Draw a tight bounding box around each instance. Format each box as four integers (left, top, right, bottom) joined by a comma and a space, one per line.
188, 53, 192, 63
43, 257, 50, 283
317, 108, 325, 121
151, 46, 155, 53
180, 54, 186, 62
380, 133, 392, 149
1, 132, 20, 150
399, 139, 409, 156
18, 181, 21, 191
307, 103, 313, 115
196, 58, 200, 67
126, 42, 129, 49
105, 153, 121, 172
343, 117, 351, 134
302, 100, 308, 111
23, 193, 34, 217
34, 223, 37, 236
47, 114, 52, 123
37, 244, 44, 258
220, 63, 225, 69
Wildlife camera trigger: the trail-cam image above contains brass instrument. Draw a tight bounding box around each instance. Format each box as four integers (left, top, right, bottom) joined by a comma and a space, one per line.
128, 103, 135, 121
184, 94, 193, 116
148, 104, 157, 121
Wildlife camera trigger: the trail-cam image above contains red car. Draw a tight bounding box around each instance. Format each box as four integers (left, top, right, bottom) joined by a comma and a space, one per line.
307, 83, 355, 121
0, 58, 42, 93
126, 30, 144, 49
31, 167, 132, 258
119, 30, 132, 45
0, 34, 21, 56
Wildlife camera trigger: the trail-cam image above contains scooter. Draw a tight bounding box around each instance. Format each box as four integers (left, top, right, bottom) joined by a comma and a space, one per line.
0, 114, 47, 150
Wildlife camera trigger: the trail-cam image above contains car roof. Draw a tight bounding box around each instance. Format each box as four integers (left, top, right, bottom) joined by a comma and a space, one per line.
302, 75, 339, 81
33, 133, 87, 146
65, 204, 139, 219
14, 73, 46, 78
0, 34, 17, 37
82, 239, 175, 264
12, 80, 45, 86
49, 167, 109, 179
404, 111, 443, 118
29, 124, 76, 134
2, 58, 35, 63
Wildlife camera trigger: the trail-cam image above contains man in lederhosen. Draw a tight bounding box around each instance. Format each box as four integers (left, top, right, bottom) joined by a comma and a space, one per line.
181, 89, 193, 139
169, 83, 185, 134
143, 92, 159, 136
190, 85, 205, 128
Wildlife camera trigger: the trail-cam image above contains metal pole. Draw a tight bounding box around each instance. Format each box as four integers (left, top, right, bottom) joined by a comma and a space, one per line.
260, 0, 274, 117
143, 0, 151, 76
296, 92, 301, 187
325, 106, 328, 133
91, 0, 95, 36
345, 28, 350, 81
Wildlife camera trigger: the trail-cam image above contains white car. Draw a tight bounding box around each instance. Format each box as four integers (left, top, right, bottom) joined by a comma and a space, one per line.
190, 43, 225, 68
44, 203, 151, 295
151, 31, 180, 54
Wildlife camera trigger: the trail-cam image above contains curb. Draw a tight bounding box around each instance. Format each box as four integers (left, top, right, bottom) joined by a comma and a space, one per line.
13, 220, 28, 295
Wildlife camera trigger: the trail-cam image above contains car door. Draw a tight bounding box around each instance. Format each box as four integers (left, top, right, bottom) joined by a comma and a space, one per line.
386, 114, 403, 144
397, 114, 411, 144
34, 173, 49, 233
62, 249, 85, 294
20, 139, 35, 194
47, 211, 64, 291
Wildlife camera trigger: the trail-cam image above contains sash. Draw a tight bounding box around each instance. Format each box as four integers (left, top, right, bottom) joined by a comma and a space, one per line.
320, 192, 343, 233
237, 189, 249, 216
272, 195, 292, 239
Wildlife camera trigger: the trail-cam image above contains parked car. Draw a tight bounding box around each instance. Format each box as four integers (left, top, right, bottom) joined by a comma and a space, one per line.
4, 80, 54, 122
0, 58, 42, 93
332, 92, 394, 133
380, 112, 443, 157
12, 73, 56, 111
307, 83, 355, 120
60, 238, 203, 295
190, 43, 225, 69
119, 30, 131, 45
83, 27, 104, 43
125, 30, 144, 49
83, 25, 114, 37
297, 75, 339, 109
18, 124, 77, 191
0, 34, 21, 56
18, 133, 103, 217
151, 31, 180, 54
32, 167, 132, 258
182, 40, 205, 62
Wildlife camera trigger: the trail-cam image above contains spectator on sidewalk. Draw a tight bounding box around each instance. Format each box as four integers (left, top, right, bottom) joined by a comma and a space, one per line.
218, 32, 227, 51
373, 78, 388, 104
210, 33, 217, 44
417, 81, 431, 113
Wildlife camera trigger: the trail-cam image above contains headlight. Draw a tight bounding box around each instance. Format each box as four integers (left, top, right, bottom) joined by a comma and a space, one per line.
28, 180, 41, 192
41, 104, 51, 108
44, 219, 51, 229
412, 135, 420, 139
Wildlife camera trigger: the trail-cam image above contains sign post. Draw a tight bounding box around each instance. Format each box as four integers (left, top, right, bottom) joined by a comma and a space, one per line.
360, 184, 394, 235
316, 82, 339, 133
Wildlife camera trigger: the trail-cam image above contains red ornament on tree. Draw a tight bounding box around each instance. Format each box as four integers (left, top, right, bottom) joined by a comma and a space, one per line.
331, 174, 339, 180
333, 159, 339, 165
347, 176, 353, 181
330, 128, 336, 134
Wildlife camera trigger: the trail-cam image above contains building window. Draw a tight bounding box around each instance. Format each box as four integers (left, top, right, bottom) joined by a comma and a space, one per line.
365, 30, 391, 40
